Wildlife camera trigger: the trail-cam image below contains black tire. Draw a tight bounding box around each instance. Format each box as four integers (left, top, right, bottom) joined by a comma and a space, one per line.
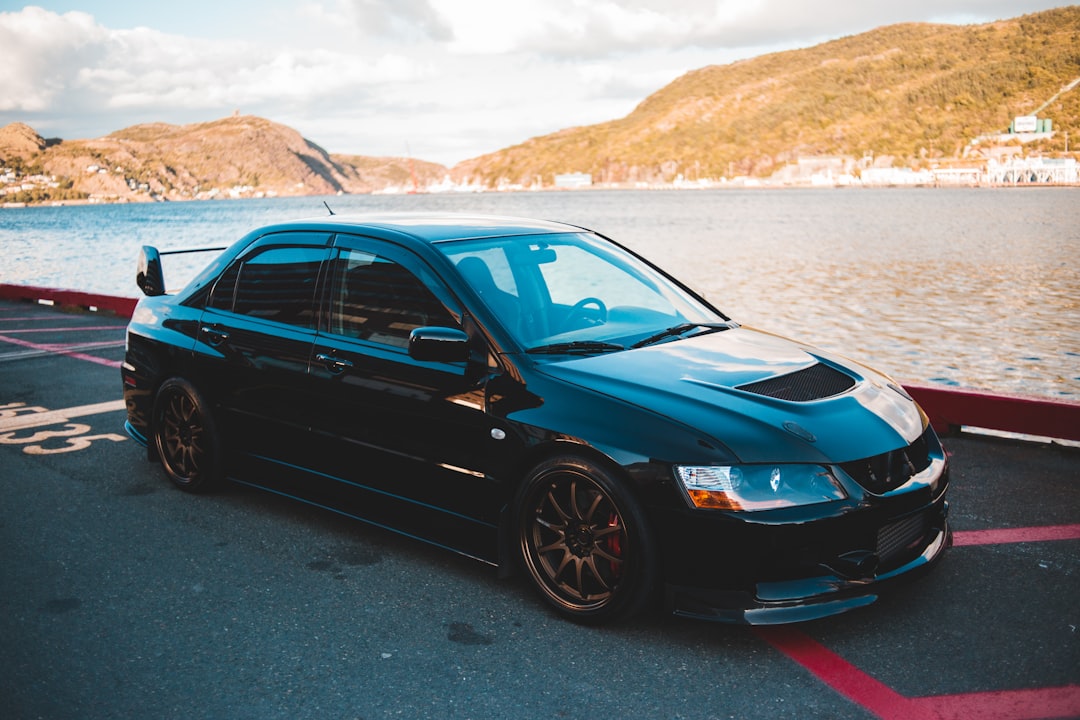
153, 377, 222, 492
516, 455, 656, 624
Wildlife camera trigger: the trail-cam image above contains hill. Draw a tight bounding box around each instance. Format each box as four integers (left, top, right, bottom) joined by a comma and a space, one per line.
0, 122, 51, 160
453, 7, 1080, 185
0, 115, 448, 203
2, 7, 1077, 201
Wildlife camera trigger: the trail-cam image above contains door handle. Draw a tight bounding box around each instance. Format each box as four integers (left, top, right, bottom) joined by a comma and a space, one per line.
200, 326, 229, 346
316, 353, 353, 373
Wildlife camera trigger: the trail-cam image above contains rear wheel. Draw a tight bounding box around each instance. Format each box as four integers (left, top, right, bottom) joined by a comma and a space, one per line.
516, 455, 656, 624
153, 378, 221, 492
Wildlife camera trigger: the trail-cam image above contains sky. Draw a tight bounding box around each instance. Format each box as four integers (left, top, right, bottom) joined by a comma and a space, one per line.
0, 1, 1073, 166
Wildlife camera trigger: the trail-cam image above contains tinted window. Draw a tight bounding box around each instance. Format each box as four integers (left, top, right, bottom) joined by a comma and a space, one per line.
207, 262, 240, 311
331, 248, 456, 347
217, 246, 326, 328
452, 246, 518, 297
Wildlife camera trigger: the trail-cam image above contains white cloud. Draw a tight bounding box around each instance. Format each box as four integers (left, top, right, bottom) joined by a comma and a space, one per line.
345, 0, 452, 41
0, 6, 429, 129
0, 1, 1071, 164
0, 7, 107, 111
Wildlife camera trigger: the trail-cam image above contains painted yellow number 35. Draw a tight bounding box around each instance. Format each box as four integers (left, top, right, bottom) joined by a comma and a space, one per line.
0, 402, 127, 455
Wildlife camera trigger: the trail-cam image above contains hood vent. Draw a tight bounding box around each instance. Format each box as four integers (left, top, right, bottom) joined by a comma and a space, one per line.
736, 362, 856, 402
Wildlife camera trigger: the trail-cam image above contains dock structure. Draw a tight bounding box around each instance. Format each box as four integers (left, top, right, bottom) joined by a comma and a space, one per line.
987, 156, 1080, 185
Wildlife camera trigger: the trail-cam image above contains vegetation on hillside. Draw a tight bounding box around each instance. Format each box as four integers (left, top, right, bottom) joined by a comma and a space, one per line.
453, 7, 1080, 185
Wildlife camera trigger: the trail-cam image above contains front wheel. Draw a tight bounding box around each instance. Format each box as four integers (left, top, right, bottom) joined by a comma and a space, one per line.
515, 455, 656, 624
153, 377, 222, 493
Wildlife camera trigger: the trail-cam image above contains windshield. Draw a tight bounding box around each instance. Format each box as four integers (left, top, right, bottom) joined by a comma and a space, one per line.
438, 232, 727, 351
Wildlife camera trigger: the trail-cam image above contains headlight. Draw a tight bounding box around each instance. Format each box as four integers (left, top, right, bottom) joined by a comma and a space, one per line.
674, 464, 847, 511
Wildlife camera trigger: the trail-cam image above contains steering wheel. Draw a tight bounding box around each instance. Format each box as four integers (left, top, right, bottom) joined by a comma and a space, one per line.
558, 297, 607, 333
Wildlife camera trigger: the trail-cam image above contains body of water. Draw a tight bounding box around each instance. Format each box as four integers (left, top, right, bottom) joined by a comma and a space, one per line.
2, 187, 1078, 398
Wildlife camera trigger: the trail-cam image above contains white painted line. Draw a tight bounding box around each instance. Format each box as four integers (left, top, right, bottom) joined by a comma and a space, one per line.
0, 399, 127, 432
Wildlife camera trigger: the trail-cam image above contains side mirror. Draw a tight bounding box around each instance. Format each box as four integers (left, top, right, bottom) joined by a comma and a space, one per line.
408, 326, 470, 363
137, 246, 166, 296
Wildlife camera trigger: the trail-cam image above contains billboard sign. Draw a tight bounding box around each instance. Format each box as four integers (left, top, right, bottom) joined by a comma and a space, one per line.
1014, 116, 1038, 133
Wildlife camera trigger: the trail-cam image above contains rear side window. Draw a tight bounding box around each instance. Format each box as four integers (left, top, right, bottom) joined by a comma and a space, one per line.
209, 246, 326, 328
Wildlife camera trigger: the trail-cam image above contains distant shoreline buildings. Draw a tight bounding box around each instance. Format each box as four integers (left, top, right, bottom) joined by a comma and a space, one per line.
3, 111, 1076, 205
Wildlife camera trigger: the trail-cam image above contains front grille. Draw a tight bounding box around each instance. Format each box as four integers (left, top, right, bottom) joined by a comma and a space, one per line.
877, 513, 928, 564
840, 428, 933, 494
736, 362, 856, 402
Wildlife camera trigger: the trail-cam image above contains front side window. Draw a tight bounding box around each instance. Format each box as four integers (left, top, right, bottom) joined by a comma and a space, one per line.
330, 247, 457, 348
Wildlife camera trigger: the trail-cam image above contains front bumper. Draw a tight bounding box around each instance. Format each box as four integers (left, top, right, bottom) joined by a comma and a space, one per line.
665, 506, 951, 624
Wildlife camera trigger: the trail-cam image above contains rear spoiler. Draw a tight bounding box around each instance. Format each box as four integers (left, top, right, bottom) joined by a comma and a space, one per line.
137, 245, 226, 297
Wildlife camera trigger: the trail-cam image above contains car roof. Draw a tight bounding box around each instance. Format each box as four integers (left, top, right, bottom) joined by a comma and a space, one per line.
263, 212, 586, 245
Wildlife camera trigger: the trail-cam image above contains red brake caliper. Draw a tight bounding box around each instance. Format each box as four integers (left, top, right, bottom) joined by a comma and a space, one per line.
607, 512, 622, 578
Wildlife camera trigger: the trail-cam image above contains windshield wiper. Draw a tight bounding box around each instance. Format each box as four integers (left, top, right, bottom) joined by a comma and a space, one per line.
631, 322, 732, 349
526, 340, 626, 355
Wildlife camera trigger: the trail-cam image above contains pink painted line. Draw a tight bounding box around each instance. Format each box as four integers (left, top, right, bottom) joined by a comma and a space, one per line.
59, 353, 121, 369
756, 627, 1080, 720
0, 333, 122, 369
0, 316, 96, 322
0, 326, 124, 334
953, 525, 1080, 547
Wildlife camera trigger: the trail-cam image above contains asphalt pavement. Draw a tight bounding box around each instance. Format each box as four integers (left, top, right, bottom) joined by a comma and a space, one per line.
1, 298, 1077, 720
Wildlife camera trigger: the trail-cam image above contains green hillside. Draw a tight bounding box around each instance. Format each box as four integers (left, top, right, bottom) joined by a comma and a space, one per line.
453, 7, 1080, 185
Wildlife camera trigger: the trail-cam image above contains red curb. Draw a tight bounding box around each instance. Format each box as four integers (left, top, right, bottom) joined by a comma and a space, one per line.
0, 283, 137, 319
906, 384, 1080, 442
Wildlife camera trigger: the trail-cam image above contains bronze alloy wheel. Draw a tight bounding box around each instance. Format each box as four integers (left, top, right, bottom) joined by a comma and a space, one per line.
517, 456, 655, 623
154, 378, 221, 492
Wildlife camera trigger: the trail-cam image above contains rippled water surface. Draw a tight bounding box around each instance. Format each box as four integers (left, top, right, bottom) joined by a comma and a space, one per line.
3, 188, 1078, 397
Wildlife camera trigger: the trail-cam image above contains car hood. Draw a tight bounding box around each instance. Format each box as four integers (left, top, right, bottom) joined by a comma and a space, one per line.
536, 327, 925, 464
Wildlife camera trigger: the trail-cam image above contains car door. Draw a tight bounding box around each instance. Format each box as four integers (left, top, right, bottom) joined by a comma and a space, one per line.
192, 232, 331, 471
303, 235, 506, 556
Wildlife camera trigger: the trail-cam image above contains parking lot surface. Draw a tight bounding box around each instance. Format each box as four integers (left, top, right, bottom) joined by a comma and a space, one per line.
1, 298, 1077, 719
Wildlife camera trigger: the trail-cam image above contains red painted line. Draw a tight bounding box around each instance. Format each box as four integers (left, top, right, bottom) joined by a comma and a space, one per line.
909, 686, 1080, 720
953, 525, 1080, 547
757, 627, 1080, 720
0, 333, 122, 368
754, 626, 934, 720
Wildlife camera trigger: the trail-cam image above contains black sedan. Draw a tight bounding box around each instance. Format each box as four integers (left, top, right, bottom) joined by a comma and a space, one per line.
122, 212, 949, 624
